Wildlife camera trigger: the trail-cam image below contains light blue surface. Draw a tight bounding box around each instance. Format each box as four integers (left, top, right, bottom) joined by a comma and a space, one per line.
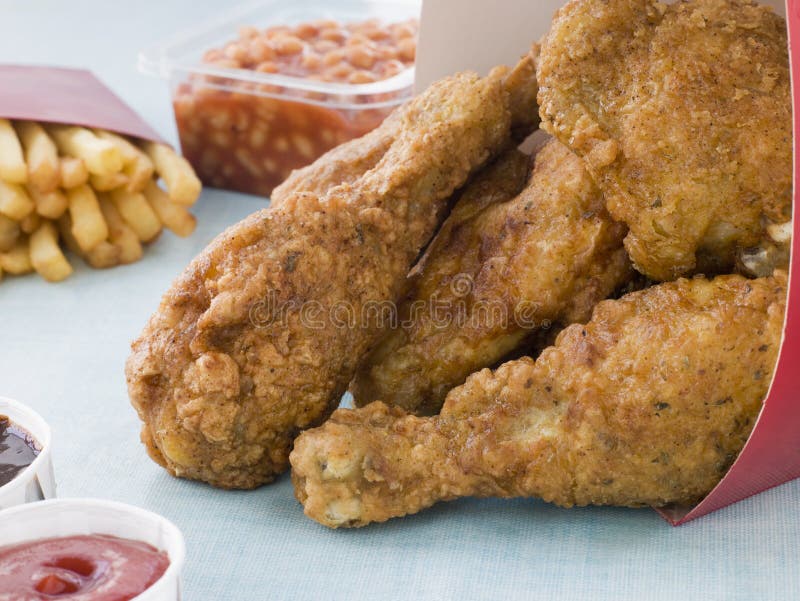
0, 1, 798, 600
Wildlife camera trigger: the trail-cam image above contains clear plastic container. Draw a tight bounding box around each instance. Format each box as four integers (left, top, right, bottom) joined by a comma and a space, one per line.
0, 396, 55, 510
139, 0, 421, 197
0, 499, 186, 601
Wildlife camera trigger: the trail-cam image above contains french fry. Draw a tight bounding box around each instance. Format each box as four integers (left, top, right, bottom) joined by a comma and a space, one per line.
58, 213, 81, 256
95, 130, 154, 192
59, 157, 89, 189
93, 130, 139, 163
0, 236, 32, 275
58, 214, 120, 269
141, 142, 201, 206
123, 162, 155, 193
110, 188, 162, 242
0, 214, 20, 252
48, 125, 123, 176
66, 184, 108, 252
90, 171, 129, 192
20, 212, 41, 235
0, 180, 35, 220
15, 121, 59, 192
83, 240, 121, 269
29, 221, 72, 282
0, 123, 202, 283
143, 180, 197, 238
28, 185, 68, 220
0, 119, 27, 184
98, 195, 143, 264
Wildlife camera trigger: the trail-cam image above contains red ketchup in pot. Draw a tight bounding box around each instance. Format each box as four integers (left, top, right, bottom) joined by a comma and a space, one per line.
0, 534, 169, 600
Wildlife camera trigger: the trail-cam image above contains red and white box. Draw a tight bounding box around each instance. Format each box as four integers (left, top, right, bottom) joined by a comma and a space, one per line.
416, 0, 798, 525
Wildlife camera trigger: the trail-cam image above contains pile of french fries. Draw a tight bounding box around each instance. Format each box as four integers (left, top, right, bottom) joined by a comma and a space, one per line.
0, 118, 202, 283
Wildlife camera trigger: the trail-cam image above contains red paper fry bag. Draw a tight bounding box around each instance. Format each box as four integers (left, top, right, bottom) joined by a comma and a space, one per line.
0, 65, 163, 143
416, 0, 797, 524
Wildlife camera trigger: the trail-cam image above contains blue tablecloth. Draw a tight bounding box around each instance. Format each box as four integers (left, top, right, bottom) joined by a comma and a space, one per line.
1, 1, 798, 599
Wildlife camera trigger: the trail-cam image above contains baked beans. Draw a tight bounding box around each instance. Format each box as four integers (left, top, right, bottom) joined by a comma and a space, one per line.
174, 18, 418, 196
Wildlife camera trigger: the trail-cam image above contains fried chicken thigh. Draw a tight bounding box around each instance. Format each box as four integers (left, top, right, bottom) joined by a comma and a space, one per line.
291, 273, 787, 527
351, 140, 632, 415
537, 0, 792, 281
126, 62, 539, 489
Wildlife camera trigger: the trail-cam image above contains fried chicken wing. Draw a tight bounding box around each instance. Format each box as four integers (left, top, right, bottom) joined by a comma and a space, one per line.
291, 273, 787, 527
126, 63, 539, 489
351, 140, 632, 415
537, 0, 792, 281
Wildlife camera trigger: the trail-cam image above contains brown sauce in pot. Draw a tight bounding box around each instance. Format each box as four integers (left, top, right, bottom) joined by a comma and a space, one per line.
0, 415, 40, 487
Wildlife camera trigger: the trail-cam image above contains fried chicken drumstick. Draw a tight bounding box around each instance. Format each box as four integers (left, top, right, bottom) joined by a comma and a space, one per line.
126, 58, 539, 489
351, 140, 632, 415
537, 0, 792, 281
291, 273, 786, 527
271, 47, 540, 206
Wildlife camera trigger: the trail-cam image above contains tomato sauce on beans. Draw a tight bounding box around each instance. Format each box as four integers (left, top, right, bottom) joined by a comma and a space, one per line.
173, 18, 418, 196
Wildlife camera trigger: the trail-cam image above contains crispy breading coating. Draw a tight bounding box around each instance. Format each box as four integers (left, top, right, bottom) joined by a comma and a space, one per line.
537, 0, 791, 281
351, 140, 632, 415
273, 46, 541, 207
292, 273, 787, 527
270, 110, 403, 207
126, 63, 539, 489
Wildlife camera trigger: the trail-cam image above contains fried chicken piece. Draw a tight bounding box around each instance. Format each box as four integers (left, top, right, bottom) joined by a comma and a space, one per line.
126, 63, 540, 489
351, 140, 633, 415
292, 272, 787, 527
272, 46, 541, 207
537, 0, 792, 281
270, 110, 404, 207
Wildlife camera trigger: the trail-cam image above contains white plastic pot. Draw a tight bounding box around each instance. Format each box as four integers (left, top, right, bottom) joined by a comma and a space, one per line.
0, 498, 186, 600
0, 396, 55, 509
